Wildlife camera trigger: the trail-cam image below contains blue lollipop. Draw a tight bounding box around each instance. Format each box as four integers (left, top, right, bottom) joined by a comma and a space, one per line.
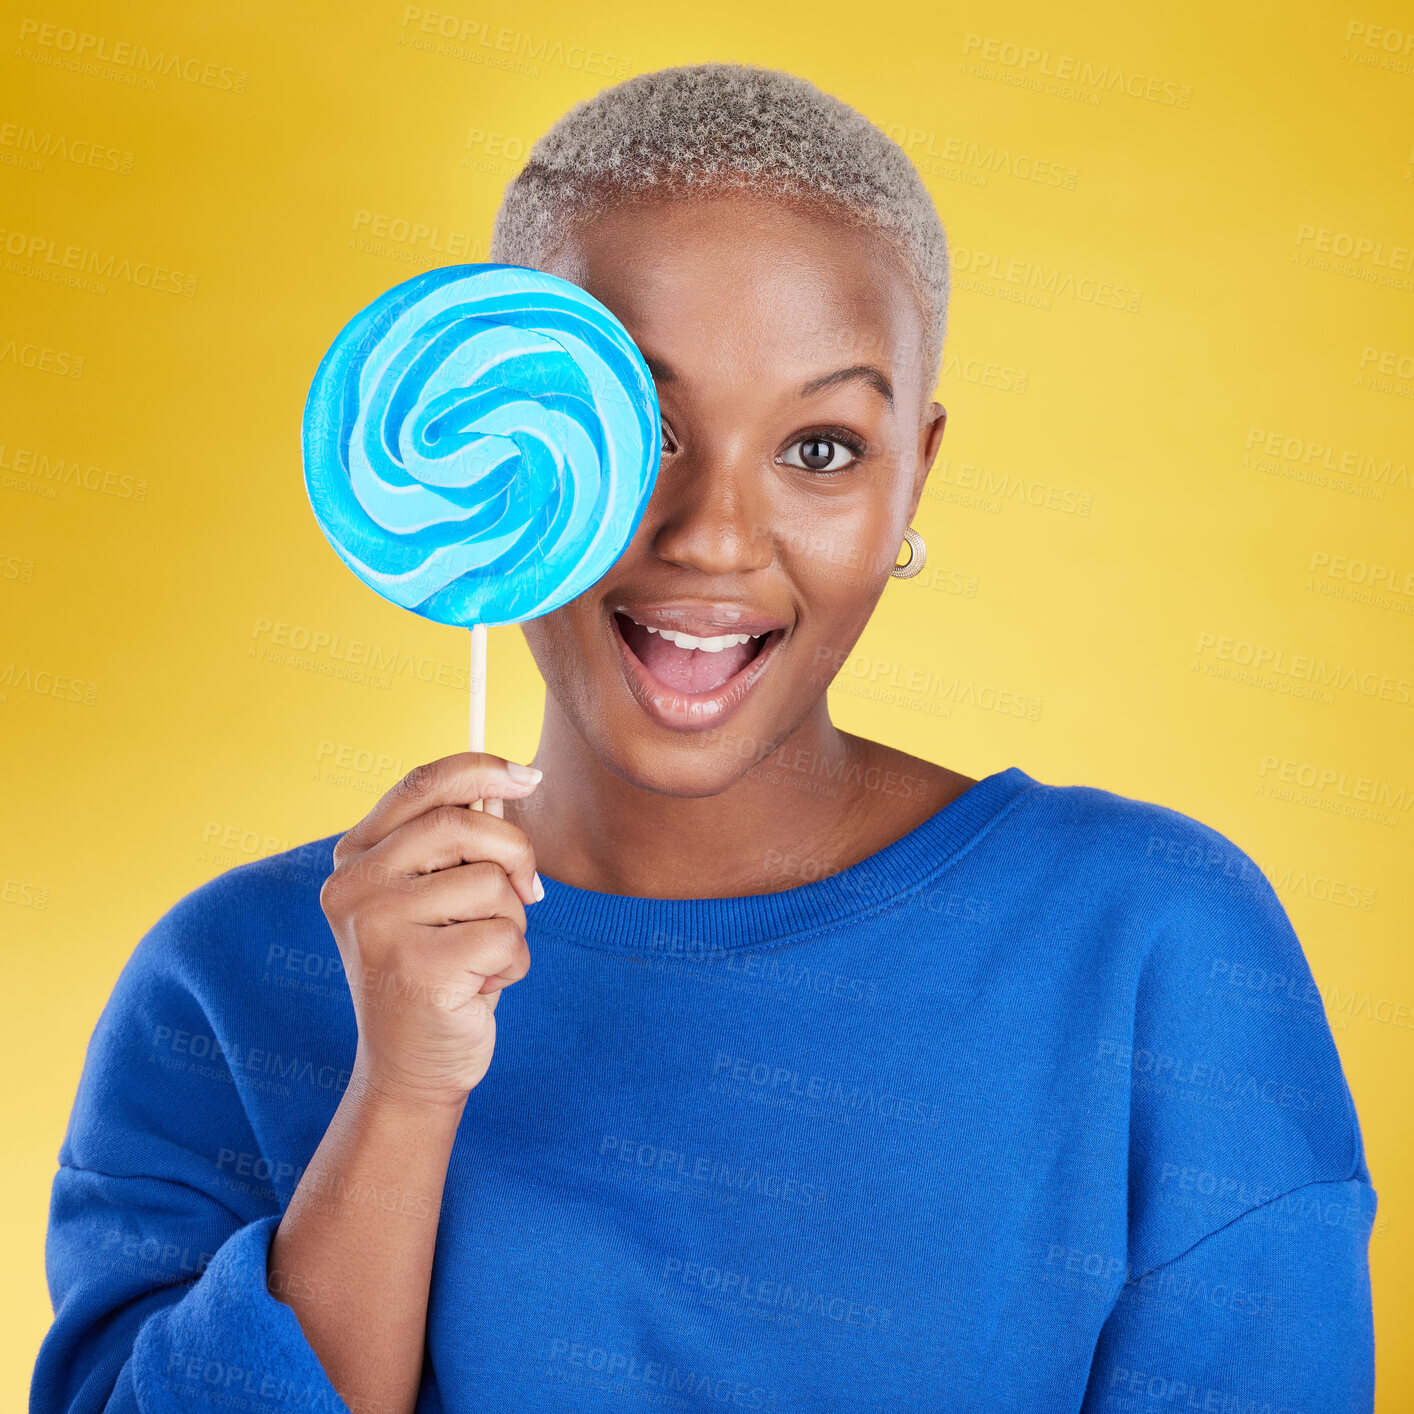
301, 264, 661, 779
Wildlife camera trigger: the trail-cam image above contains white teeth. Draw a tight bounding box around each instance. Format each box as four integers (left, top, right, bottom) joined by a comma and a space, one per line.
642, 625, 765, 654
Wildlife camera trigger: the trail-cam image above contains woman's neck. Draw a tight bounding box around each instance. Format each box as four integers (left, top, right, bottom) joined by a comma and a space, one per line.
501, 699, 974, 899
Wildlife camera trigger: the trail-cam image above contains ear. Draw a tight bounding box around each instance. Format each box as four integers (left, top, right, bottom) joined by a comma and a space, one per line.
909, 400, 947, 520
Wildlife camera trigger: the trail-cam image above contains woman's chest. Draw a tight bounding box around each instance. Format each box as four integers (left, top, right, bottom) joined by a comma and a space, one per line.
421, 952, 1129, 1411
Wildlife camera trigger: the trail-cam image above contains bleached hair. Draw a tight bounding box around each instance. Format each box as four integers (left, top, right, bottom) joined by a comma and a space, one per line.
489, 63, 949, 385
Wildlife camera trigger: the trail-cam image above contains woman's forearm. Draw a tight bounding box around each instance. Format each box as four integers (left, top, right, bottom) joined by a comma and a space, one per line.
267, 755, 540, 1411
267, 1071, 467, 1414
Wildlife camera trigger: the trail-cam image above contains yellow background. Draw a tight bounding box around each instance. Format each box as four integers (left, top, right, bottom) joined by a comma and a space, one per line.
3, 0, 1411, 1401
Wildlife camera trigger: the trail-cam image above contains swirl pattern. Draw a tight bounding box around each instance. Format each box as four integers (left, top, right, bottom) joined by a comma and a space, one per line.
302, 264, 660, 628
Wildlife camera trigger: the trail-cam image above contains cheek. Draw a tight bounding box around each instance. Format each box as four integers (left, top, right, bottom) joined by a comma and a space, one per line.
783, 502, 898, 607
522, 602, 611, 700
520, 613, 574, 686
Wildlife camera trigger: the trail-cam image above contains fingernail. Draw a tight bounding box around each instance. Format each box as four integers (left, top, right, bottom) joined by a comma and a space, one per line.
507, 762, 543, 786
532, 872, 545, 902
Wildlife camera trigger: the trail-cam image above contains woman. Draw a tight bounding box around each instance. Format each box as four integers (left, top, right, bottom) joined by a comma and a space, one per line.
34, 64, 1374, 1414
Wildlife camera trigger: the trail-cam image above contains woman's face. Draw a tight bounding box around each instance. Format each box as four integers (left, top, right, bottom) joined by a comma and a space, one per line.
526, 191, 947, 797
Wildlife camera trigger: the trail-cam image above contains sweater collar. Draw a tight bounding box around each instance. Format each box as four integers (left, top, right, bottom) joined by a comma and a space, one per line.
529, 766, 1037, 954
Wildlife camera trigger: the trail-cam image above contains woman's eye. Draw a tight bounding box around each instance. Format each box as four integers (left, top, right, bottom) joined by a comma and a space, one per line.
660, 419, 677, 454
782, 437, 857, 473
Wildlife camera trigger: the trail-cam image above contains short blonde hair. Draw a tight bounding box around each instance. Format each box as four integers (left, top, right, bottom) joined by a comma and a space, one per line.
489, 63, 949, 383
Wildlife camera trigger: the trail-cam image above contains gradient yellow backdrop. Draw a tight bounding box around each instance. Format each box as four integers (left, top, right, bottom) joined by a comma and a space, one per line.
4, 0, 1411, 1403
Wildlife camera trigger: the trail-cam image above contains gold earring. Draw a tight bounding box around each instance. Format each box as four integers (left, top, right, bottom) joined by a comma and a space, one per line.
891, 527, 926, 579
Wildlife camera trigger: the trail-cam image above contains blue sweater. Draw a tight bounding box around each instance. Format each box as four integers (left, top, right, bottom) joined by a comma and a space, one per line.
33, 766, 1376, 1412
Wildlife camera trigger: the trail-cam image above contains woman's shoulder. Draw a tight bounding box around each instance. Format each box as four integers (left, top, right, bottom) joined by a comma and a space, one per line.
1002, 772, 1334, 1031
1004, 777, 1374, 1271
995, 766, 1280, 912
62, 832, 354, 1188
882, 745, 1268, 900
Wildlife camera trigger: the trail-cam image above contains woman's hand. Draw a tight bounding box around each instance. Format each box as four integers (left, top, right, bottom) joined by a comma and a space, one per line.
319, 752, 544, 1108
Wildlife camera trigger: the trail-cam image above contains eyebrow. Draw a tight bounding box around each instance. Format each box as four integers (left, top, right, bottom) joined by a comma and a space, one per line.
798, 364, 894, 408
643, 356, 894, 409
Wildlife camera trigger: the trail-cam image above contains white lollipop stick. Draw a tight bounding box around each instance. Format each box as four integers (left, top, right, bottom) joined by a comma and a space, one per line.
468, 623, 487, 758
467, 623, 492, 815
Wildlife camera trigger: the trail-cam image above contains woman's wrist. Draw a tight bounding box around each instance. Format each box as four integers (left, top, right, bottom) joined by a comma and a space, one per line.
343, 1059, 474, 1130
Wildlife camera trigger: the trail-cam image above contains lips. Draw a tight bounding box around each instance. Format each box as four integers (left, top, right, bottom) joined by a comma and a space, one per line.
614, 614, 762, 693
610, 604, 788, 731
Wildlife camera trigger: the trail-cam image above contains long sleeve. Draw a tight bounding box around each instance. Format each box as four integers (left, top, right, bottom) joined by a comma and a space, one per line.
29, 872, 348, 1414
1076, 814, 1379, 1411
1082, 1176, 1377, 1412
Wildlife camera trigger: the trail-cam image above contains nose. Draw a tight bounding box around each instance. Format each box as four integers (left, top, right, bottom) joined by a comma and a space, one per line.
648, 445, 775, 578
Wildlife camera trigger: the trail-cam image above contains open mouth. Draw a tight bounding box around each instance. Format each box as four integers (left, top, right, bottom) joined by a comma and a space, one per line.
609, 607, 787, 730
614, 613, 771, 693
